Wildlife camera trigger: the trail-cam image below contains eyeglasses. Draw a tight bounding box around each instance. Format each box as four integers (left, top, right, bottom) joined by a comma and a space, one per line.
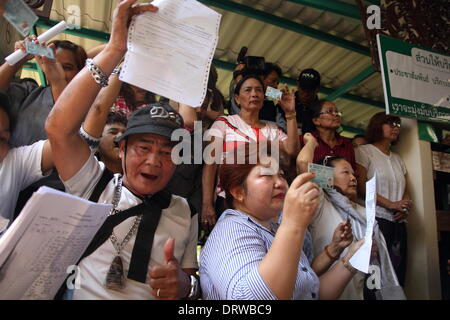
319, 109, 342, 117
386, 121, 401, 128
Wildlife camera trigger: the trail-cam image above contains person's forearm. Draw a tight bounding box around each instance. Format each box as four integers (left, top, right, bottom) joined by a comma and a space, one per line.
83, 74, 122, 137
46, 45, 125, 139
311, 245, 342, 277
377, 194, 393, 210
202, 163, 218, 208
0, 60, 23, 92
296, 142, 315, 174
49, 81, 68, 102
258, 223, 306, 300
318, 260, 354, 300
284, 117, 299, 156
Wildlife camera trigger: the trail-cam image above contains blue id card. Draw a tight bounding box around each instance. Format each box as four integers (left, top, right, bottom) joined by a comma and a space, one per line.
25, 41, 55, 59
4, 0, 38, 37
308, 163, 334, 190
265, 86, 282, 101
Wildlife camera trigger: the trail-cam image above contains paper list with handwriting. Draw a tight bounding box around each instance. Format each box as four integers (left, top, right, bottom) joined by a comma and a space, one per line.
0, 187, 111, 300
349, 175, 377, 273
120, 0, 221, 107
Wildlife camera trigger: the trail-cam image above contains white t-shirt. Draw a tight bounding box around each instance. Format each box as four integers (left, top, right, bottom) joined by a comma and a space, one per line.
309, 191, 365, 300
63, 153, 198, 300
355, 144, 407, 222
0, 140, 48, 223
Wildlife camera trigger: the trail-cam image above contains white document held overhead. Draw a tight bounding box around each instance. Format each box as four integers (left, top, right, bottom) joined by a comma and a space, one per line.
349, 175, 377, 273
120, 0, 221, 107
0, 187, 111, 300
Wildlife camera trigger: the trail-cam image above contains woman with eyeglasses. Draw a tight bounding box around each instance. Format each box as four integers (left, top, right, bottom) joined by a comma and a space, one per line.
299, 100, 356, 170
355, 112, 412, 287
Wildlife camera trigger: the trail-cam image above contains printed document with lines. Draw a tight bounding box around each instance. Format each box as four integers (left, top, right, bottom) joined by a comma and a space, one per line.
349, 175, 377, 273
0, 187, 111, 300
120, 0, 221, 107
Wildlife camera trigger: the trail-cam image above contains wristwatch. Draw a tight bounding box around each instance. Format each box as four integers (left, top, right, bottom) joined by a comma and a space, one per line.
187, 275, 199, 299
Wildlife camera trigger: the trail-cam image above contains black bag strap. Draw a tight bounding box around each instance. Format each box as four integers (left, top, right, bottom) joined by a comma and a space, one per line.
88, 169, 114, 203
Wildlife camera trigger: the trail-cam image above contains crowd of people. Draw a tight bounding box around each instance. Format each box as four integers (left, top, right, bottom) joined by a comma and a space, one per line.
0, 0, 413, 300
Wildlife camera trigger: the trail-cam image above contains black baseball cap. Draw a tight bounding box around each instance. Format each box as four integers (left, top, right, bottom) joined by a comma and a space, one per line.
297, 68, 321, 90
115, 102, 184, 143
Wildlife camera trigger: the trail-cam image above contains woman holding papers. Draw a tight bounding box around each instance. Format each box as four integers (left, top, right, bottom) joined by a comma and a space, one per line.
298, 133, 404, 299
355, 112, 412, 287
200, 144, 363, 300
201, 75, 300, 232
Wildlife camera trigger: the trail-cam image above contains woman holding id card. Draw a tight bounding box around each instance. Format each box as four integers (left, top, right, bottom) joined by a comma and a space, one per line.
297, 133, 404, 300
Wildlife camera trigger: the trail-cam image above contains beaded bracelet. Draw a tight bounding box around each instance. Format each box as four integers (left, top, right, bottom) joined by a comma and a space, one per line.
86, 58, 109, 87
111, 65, 122, 76
79, 126, 101, 150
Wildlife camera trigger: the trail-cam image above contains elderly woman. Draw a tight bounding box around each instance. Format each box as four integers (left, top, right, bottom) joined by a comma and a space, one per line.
300, 100, 356, 170
355, 112, 412, 287
201, 75, 300, 231
200, 145, 363, 300
298, 133, 404, 299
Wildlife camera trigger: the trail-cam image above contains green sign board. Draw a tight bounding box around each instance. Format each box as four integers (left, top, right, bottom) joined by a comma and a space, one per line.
377, 34, 450, 124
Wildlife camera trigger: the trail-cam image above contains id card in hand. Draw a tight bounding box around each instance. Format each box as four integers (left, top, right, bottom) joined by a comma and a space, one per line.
308, 163, 334, 190
25, 41, 55, 59
265, 86, 282, 101
4, 0, 38, 37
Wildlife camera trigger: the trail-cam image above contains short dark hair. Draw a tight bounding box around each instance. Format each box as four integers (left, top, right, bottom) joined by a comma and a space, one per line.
263, 62, 282, 78
120, 83, 156, 111
310, 99, 328, 119
106, 112, 127, 126
48, 40, 87, 71
365, 112, 401, 144
234, 75, 265, 95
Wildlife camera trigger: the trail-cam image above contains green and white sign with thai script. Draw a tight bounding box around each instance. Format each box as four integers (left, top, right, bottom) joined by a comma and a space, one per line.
377, 34, 450, 124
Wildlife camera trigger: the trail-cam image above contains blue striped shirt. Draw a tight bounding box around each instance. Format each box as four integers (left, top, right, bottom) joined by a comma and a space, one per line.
200, 209, 320, 300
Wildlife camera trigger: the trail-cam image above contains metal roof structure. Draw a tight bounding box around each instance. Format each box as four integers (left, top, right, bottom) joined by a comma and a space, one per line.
19, 0, 389, 136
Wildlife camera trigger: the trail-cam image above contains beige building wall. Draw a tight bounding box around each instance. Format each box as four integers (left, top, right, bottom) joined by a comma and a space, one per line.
393, 118, 441, 299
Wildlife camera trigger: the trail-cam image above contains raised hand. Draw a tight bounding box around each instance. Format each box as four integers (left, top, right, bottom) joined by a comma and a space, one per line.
282, 172, 320, 230
278, 84, 296, 114
14, 36, 37, 62
149, 238, 189, 300
108, 0, 158, 54
330, 221, 354, 254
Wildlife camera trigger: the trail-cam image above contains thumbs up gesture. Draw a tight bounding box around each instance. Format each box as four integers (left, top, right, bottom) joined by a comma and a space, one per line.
149, 238, 190, 300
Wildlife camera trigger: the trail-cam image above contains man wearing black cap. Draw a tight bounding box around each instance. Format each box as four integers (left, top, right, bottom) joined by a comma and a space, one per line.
279, 68, 321, 134
46, 1, 199, 300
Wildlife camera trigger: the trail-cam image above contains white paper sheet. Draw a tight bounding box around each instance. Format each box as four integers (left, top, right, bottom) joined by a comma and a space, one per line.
120, 0, 221, 107
349, 175, 377, 273
0, 187, 111, 300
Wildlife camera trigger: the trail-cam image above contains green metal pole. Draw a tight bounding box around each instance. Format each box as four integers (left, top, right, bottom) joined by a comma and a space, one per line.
286, 0, 361, 20
199, 0, 370, 56
325, 65, 375, 102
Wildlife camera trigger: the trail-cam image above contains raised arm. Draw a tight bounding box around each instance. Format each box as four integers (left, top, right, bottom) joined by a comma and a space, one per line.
82, 74, 122, 138
45, 0, 158, 181
279, 86, 300, 157
0, 37, 35, 92
258, 173, 319, 299
296, 132, 318, 174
